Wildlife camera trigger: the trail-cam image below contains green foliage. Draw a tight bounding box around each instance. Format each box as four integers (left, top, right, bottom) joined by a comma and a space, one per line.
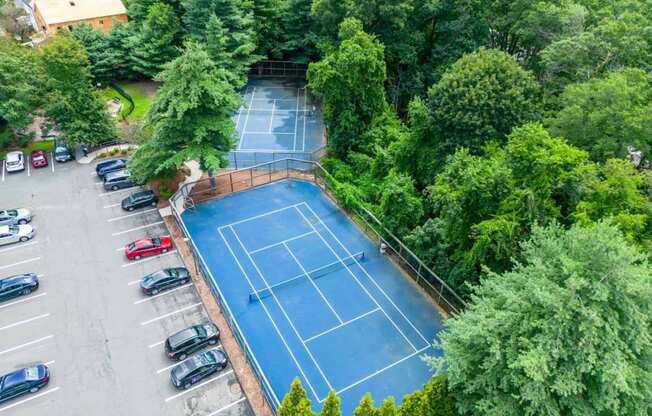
320, 390, 341, 416
70, 24, 120, 85
277, 0, 319, 62
547, 68, 652, 161
397, 374, 456, 416
128, 2, 182, 78
379, 170, 424, 238
278, 378, 314, 416
308, 21, 388, 157
353, 394, 376, 416
128, 42, 239, 183
439, 221, 652, 416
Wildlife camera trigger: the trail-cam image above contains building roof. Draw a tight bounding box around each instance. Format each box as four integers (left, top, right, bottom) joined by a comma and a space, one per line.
34, 0, 126, 25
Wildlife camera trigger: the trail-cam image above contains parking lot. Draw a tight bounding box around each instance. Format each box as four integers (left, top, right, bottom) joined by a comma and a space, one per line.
0, 159, 252, 415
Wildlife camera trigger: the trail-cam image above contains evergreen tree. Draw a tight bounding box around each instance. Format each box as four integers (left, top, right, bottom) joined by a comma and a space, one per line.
70, 24, 119, 85
320, 390, 341, 416
278, 0, 319, 61
107, 20, 138, 80
278, 378, 315, 416
354, 394, 376, 416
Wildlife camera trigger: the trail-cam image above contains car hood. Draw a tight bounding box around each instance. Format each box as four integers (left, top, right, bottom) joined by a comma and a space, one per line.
17, 224, 33, 235
15, 208, 31, 219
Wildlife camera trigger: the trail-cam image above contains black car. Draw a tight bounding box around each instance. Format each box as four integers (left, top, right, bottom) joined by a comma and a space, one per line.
165, 322, 220, 361
121, 190, 158, 211
0, 364, 50, 404
0, 273, 39, 302
170, 349, 227, 390
54, 143, 74, 163
140, 267, 190, 295
96, 158, 127, 179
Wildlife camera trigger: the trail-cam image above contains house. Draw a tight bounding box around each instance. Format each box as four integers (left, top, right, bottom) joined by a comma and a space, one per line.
33, 0, 127, 35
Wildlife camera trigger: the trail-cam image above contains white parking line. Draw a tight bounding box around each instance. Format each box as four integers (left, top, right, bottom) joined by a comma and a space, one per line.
1, 160, 4, 182
0, 335, 54, 356
27, 160, 30, 177
0, 387, 60, 413
148, 339, 165, 349
50, 154, 54, 173
0, 313, 50, 332
134, 283, 193, 304
108, 208, 157, 222
127, 279, 141, 286
155, 344, 222, 374
140, 302, 202, 326
206, 397, 247, 416
103, 202, 121, 209
0, 240, 38, 254
0, 257, 41, 271
121, 250, 177, 268
0, 293, 47, 310
90, 171, 96, 176
111, 221, 164, 236
99, 187, 141, 197
44, 360, 55, 366
164, 370, 233, 402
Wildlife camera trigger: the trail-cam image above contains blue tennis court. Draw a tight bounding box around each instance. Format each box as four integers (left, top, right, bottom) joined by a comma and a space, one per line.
182, 180, 444, 414
233, 79, 325, 152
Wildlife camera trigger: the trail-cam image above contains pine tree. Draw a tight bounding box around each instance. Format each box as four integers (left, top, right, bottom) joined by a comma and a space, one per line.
320, 390, 341, 416
278, 378, 315, 416
354, 394, 377, 416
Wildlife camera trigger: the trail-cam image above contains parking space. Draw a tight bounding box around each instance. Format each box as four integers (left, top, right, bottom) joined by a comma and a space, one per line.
0, 161, 251, 415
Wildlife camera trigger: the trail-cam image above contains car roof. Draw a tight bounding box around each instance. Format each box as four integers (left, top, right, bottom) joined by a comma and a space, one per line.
105, 170, 130, 180
168, 327, 200, 348
0, 368, 30, 389
0, 225, 11, 233
133, 190, 154, 198
0, 274, 34, 285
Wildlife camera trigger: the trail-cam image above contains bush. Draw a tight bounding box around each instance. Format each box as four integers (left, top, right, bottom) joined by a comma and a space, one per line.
109, 148, 119, 156
158, 186, 173, 199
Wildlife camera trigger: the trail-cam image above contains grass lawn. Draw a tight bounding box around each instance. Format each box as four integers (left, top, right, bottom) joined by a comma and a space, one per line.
101, 81, 158, 123
0, 139, 55, 160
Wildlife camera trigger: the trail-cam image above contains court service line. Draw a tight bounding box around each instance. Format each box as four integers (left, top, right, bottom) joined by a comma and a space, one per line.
0, 313, 50, 332
0, 240, 38, 254
122, 250, 177, 268
284, 243, 343, 324
107, 208, 158, 222
0, 293, 47, 310
111, 221, 164, 236
300, 203, 431, 348
292, 87, 300, 151
218, 227, 321, 402
0, 257, 41, 271
134, 283, 193, 304
268, 99, 276, 133
140, 302, 201, 326
217, 202, 303, 229
229, 226, 335, 392
50, 156, 54, 173
0, 387, 60, 413
0, 335, 54, 356
293, 206, 418, 352
238, 87, 256, 150
164, 369, 234, 402
248, 230, 315, 255
206, 397, 247, 416
303, 308, 381, 343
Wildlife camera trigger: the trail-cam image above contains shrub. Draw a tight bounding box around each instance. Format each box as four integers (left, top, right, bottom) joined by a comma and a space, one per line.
158, 186, 173, 199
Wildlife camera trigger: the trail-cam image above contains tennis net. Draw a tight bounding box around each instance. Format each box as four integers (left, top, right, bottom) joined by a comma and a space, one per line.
237, 108, 317, 116
249, 251, 365, 302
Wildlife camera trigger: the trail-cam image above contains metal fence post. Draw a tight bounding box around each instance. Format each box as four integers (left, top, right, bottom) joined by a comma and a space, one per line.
249, 167, 254, 187
229, 172, 234, 193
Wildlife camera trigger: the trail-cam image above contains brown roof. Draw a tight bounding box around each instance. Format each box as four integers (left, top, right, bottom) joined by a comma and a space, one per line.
34, 0, 126, 25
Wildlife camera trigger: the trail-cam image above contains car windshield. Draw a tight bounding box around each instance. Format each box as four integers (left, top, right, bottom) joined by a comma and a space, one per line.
7, 210, 17, 216
152, 237, 161, 245
195, 326, 207, 337
128, 242, 136, 251
23, 367, 38, 381
197, 352, 217, 366
55, 148, 68, 155
8, 225, 18, 233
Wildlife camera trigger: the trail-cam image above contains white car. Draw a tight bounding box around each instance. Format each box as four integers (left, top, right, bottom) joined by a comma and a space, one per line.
5, 151, 25, 173
0, 208, 33, 226
0, 224, 35, 246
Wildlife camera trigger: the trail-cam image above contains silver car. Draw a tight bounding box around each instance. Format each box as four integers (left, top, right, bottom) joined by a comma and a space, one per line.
0, 208, 33, 226
5, 151, 25, 172
0, 225, 35, 246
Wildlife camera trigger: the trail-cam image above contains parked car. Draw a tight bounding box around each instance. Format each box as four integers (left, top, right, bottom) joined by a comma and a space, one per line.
165, 322, 220, 361
0, 364, 50, 404
0, 273, 39, 302
103, 169, 135, 191
0, 208, 32, 226
30, 150, 48, 168
96, 158, 127, 179
5, 151, 25, 172
121, 190, 158, 211
140, 267, 189, 296
125, 236, 172, 260
54, 143, 74, 163
0, 224, 35, 246
170, 349, 227, 390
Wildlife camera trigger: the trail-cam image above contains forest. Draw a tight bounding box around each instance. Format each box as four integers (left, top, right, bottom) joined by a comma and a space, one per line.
1, 0, 651, 414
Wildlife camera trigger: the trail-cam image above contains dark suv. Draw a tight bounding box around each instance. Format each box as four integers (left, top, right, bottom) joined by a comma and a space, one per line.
103, 169, 135, 191
0, 364, 50, 403
96, 158, 127, 179
0, 273, 39, 302
121, 190, 158, 211
165, 322, 220, 361
54, 142, 74, 163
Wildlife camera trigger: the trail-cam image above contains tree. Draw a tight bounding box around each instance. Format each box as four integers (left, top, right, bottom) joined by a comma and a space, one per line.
106, 20, 138, 81
397, 374, 456, 416
308, 20, 388, 157
40, 35, 116, 146
128, 42, 240, 183
278, 378, 314, 416
278, 0, 319, 62
425, 49, 541, 163
320, 390, 341, 416
127, 0, 183, 26
251, 0, 283, 58
379, 170, 424, 238
128, 2, 181, 78
438, 221, 652, 416
71, 24, 122, 85
547, 68, 652, 161
354, 394, 376, 416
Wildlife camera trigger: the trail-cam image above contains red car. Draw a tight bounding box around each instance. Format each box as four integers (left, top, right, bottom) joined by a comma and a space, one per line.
125, 236, 172, 260
30, 150, 48, 168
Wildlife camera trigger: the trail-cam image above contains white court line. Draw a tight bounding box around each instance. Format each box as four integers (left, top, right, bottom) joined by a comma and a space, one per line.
238, 87, 256, 150
300, 203, 431, 348
284, 242, 343, 324
107, 208, 158, 222
111, 221, 164, 236
292, 87, 300, 151
206, 397, 247, 416
217, 203, 302, 229
133, 283, 193, 304
303, 308, 381, 343
229, 226, 334, 392
148, 339, 165, 349
99, 187, 141, 197
0, 387, 60, 413
0, 293, 47, 310
268, 99, 276, 133
103, 202, 121, 209
140, 302, 202, 326
122, 250, 177, 268
0, 313, 50, 332
0, 335, 54, 356
164, 369, 233, 402
0, 257, 40, 271
218, 227, 320, 402
248, 231, 315, 254
293, 206, 418, 352
0, 240, 37, 254
155, 343, 221, 374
